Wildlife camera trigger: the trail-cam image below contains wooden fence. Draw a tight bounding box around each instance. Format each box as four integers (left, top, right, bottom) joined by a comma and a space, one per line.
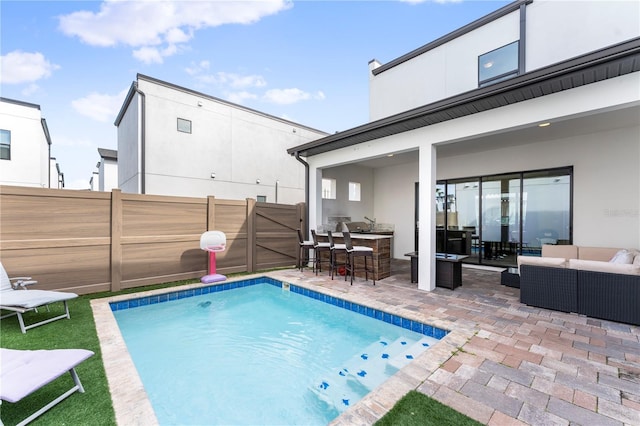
0, 186, 305, 295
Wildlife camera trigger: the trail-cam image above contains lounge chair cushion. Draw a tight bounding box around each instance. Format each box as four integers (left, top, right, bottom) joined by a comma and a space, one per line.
0, 348, 94, 403
0, 289, 77, 310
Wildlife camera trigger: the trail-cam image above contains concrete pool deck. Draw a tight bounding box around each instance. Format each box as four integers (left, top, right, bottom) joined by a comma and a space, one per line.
92, 262, 640, 425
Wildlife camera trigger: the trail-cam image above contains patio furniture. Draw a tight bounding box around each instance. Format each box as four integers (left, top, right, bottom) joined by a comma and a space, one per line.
311, 230, 331, 275
342, 231, 375, 285
0, 348, 94, 426
327, 231, 347, 280
518, 245, 640, 324
0, 262, 78, 334
297, 229, 315, 272
500, 267, 520, 288
403, 252, 468, 289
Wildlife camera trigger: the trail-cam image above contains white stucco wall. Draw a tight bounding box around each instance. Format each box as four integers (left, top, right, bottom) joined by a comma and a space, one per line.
129, 76, 327, 202
99, 158, 118, 192
319, 164, 374, 229
117, 92, 141, 193
369, 0, 640, 121
0, 100, 50, 188
308, 73, 640, 262
526, 0, 640, 71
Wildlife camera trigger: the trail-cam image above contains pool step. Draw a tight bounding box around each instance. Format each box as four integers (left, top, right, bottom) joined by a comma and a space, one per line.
387, 335, 439, 370
310, 336, 427, 412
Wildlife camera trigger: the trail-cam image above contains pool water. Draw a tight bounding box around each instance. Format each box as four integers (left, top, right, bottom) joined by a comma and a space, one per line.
112, 280, 444, 425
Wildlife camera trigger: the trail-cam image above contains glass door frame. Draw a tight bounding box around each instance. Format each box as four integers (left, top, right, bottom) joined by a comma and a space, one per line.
436, 166, 573, 267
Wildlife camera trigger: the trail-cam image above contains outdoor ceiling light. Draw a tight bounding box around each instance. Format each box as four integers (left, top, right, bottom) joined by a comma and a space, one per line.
538, 122, 551, 127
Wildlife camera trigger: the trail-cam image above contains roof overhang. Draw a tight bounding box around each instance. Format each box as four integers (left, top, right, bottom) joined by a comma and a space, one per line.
288, 38, 640, 158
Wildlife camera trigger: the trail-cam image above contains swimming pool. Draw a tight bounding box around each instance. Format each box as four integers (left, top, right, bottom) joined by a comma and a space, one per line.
111, 277, 448, 425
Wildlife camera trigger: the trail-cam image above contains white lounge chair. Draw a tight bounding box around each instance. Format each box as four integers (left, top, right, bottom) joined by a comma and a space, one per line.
0, 262, 78, 333
0, 348, 94, 426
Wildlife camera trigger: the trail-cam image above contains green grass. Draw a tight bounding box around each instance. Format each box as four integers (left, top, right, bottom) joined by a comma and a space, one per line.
2, 275, 481, 426
375, 390, 483, 426
0, 279, 193, 426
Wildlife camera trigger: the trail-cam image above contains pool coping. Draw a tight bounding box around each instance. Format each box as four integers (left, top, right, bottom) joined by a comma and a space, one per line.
91, 273, 476, 425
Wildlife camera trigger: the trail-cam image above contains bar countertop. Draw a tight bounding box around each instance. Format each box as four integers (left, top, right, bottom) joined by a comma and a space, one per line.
316, 232, 392, 240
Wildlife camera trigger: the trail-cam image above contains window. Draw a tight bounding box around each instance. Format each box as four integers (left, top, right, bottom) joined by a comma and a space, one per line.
478, 41, 519, 87
322, 178, 336, 199
0, 129, 10, 160
348, 182, 361, 201
177, 118, 192, 133
257, 195, 267, 202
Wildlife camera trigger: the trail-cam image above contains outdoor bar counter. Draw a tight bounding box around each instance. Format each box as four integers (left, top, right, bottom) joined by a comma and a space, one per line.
315, 232, 392, 280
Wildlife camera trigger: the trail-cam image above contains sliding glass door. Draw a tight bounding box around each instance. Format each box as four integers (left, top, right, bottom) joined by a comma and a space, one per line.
435, 167, 572, 267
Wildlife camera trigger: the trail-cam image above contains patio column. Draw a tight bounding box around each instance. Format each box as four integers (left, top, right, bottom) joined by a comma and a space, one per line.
418, 144, 437, 291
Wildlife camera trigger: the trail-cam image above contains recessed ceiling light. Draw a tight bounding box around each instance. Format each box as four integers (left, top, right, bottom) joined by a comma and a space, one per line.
387, 154, 394, 157
538, 122, 551, 127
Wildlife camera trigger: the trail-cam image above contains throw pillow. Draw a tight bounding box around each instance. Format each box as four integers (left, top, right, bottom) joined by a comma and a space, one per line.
609, 249, 635, 264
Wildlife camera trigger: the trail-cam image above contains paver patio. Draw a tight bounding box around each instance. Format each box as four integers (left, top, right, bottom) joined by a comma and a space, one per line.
270, 261, 640, 426
94, 260, 639, 425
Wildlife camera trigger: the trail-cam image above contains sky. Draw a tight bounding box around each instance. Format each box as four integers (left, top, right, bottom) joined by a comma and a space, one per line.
1, 0, 510, 190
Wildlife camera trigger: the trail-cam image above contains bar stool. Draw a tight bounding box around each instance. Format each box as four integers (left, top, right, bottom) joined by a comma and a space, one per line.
343, 231, 375, 285
327, 231, 347, 280
297, 229, 315, 272
311, 230, 331, 275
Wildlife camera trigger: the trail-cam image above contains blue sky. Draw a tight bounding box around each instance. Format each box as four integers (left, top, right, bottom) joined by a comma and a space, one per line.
1, 0, 509, 189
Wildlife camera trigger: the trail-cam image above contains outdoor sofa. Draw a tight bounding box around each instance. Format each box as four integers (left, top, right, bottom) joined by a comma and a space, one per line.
517, 245, 640, 325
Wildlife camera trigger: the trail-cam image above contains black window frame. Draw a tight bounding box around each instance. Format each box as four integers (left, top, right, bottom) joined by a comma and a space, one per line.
478, 40, 520, 87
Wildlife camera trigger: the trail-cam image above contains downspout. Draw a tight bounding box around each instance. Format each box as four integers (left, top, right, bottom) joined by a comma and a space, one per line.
133, 84, 146, 194
294, 152, 309, 236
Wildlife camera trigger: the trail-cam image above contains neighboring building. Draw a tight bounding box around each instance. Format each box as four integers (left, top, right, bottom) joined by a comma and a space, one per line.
94, 148, 118, 192
288, 0, 640, 291
114, 74, 328, 203
0, 97, 59, 188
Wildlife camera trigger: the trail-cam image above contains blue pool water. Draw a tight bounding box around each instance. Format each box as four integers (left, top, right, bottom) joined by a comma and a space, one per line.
112, 278, 448, 425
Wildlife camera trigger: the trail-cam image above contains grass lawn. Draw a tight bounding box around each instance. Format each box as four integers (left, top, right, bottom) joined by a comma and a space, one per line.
375, 390, 483, 426
2, 277, 480, 426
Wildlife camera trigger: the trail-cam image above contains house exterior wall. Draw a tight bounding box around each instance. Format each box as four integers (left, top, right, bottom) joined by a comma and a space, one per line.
99, 158, 118, 191
120, 76, 327, 202
307, 72, 640, 262
0, 99, 50, 188
117, 92, 141, 193
369, 0, 640, 121
319, 164, 374, 228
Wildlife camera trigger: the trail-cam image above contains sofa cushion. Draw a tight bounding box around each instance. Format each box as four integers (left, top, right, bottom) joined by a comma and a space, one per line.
518, 256, 566, 272
609, 249, 635, 264
569, 259, 640, 276
578, 246, 621, 262
541, 244, 578, 259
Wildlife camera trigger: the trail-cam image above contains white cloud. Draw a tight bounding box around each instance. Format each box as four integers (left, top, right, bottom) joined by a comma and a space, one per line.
227, 91, 258, 104
185, 60, 211, 76
58, 0, 292, 63
22, 83, 40, 96
263, 88, 324, 105
71, 88, 129, 123
189, 66, 267, 90
0, 50, 60, 84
